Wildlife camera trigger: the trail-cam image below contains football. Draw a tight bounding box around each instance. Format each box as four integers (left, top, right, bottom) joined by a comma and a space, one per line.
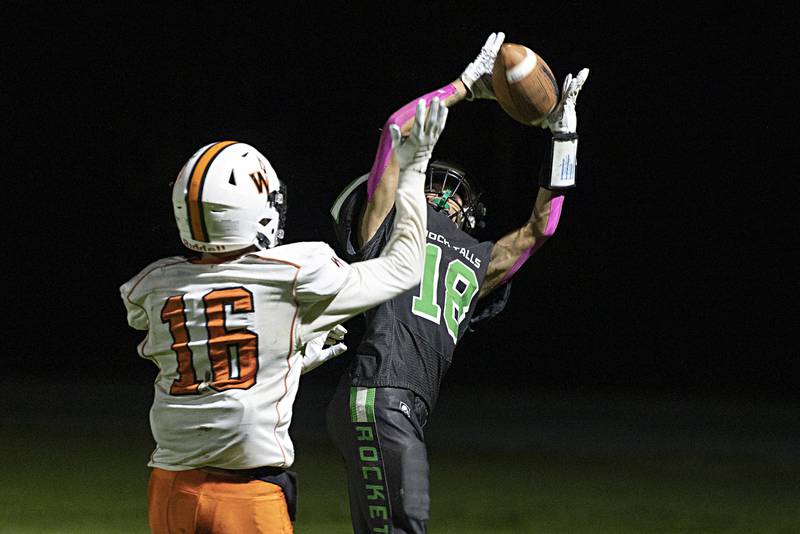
492, 43, 560, 125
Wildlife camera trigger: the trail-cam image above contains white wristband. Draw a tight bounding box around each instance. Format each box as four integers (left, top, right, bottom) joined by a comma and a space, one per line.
542, 135, 578, 190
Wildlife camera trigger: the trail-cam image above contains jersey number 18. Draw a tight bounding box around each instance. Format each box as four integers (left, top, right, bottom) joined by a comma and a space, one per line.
412, 243, 479, 343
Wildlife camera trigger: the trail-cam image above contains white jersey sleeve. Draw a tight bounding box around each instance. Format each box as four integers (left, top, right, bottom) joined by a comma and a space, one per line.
120, 257, 187, 331
121, 291, 149, 331
300, 167, 427, 340
265, 242, 350, 303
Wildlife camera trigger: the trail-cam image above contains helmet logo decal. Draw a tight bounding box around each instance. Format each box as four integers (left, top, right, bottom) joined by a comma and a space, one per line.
186, 140, 238, 242
249, 171, 270, 194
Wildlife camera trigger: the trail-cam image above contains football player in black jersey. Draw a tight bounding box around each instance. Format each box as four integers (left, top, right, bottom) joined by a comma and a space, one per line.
326, 33, 589, 533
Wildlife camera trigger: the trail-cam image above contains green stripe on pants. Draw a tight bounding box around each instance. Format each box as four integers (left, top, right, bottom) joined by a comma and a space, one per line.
366, 387, 376, 423
349, 387, 358, 422
350, 386, 377, 423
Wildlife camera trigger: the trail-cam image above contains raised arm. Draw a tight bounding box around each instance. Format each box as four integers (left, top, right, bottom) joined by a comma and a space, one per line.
359, 33, 505, 245
304, 98, 449, 337
480, 188, 565, 297
480, 68, 590, 298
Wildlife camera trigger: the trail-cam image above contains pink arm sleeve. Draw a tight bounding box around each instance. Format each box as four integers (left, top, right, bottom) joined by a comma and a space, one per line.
499, 195, 564, 285
366, 84, 457, 200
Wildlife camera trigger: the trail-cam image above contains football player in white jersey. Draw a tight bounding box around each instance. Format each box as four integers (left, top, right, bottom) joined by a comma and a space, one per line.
120, 97, 448, 533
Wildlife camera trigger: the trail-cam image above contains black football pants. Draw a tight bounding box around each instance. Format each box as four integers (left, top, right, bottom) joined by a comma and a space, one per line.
326, 379, 430, 534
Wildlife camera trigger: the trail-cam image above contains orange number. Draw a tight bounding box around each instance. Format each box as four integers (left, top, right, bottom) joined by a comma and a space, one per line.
161, 295, 199, 395
203, 287, 258, 391
161, 287, 258, 395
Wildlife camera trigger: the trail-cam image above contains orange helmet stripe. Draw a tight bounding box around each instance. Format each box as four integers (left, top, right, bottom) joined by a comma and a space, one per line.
186, 141, 238, 242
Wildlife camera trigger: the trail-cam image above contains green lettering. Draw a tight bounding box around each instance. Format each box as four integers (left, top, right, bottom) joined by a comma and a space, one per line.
355, 425, 374, 441
362, 466, 383, 481
359, 446, 378, 462
412, 243, 442, 322
443, 259, 479, 343
410, 244, 480, 342
368, 505, 389, 519
365, 484, 385, 501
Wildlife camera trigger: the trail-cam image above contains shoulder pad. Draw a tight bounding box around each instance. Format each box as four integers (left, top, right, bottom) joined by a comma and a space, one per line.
260, 242, 350, 302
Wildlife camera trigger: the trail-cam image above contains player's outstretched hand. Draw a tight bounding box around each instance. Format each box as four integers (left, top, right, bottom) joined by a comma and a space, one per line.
461, 32, 505, 101
541, 68, 589, 135
301, 325, 348, 374
390, 97, 448, 173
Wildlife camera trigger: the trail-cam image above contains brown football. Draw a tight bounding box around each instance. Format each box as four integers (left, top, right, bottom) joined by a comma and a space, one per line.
492, 43, 560, 125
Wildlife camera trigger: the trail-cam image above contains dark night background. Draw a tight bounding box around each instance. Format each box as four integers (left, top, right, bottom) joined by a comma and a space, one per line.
4, 2, 795, 408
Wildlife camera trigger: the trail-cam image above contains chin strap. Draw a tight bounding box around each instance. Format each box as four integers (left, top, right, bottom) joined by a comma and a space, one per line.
432, 188, 454, 210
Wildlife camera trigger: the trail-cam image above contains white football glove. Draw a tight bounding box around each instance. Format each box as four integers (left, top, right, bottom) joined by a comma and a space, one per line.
540, 68, 590, 135
389, 97, 449, 173
538, 68, 589, 190
460, 32, 505, 100
301, 325, 348, 374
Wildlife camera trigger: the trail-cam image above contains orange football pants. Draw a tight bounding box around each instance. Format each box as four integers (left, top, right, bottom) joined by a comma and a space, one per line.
148, 467, 293, 534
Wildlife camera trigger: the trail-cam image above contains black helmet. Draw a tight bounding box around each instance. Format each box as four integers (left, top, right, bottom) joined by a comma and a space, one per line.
425, 160, 486, 234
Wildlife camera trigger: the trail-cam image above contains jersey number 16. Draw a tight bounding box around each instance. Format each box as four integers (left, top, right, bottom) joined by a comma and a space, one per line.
161, 287, 258, 395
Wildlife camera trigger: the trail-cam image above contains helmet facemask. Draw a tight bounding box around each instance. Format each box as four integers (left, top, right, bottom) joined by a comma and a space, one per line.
425, 161, 486, 234
255, 182, 287, 249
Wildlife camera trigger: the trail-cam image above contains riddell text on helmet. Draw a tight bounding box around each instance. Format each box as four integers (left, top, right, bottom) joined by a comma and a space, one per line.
182, 238, 231, 253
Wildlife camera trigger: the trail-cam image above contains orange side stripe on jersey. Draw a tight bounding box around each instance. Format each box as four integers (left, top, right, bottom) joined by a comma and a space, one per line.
272, 266, 301, 466
187, 141, 238, 242
249, 255, 303, 270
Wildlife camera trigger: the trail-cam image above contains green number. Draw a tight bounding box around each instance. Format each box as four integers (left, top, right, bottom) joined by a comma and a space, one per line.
443, 259, 479, 343
412, 243, 442, 323
412, 243, 479, 342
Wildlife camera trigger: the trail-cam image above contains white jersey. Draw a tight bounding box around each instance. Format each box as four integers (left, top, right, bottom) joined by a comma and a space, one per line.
121, 168, 428, 471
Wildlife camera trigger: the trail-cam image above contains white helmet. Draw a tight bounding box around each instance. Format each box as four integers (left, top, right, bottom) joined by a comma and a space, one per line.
172, 141, 287, 253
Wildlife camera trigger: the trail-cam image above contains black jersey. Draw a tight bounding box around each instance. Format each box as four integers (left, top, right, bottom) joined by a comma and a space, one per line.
331, 176, 508, 410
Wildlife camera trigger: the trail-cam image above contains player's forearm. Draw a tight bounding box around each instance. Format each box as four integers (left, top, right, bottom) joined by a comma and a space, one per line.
308, 168, 427, 330
360, 82, 465, 245
366, 82, 464, 201
480, 188, 564, 296
394, 81, 467, 136
359, 154, 399, 245
351, 166, 427, 296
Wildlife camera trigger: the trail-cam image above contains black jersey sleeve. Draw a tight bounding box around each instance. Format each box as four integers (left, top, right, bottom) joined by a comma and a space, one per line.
331, 175, 396, 262
470, 279, 512, 328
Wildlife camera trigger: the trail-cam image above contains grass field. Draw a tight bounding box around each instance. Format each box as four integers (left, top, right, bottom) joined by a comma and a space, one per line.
3, 382, 799, 533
